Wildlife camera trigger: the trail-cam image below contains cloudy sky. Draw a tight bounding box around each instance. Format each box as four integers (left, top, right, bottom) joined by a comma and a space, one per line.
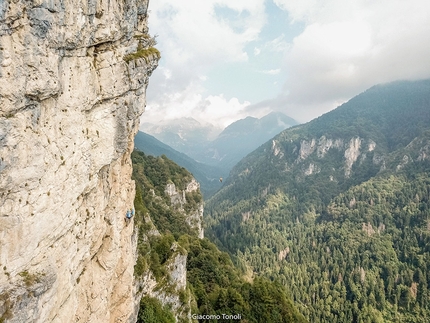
142, 0, 430, 128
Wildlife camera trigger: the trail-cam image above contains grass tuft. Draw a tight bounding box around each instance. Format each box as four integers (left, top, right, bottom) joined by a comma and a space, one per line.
124, 47, 160, 63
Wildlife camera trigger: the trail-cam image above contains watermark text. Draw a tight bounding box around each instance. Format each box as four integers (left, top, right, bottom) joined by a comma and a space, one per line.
190, 313, 242, 320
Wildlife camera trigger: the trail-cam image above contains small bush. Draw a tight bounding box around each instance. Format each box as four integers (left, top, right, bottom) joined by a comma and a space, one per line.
0, 292, 13, 322
19, 271, 40, 287
137, 296, 175, 323
124, 47, 160, 63
135, 255, 148, 277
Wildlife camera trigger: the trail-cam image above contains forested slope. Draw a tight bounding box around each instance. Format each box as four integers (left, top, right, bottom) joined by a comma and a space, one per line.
205, 79, 430, 322
131, 150, 307, 322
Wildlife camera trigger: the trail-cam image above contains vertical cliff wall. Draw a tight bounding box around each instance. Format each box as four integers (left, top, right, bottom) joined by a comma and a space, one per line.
0, 0, 158, 321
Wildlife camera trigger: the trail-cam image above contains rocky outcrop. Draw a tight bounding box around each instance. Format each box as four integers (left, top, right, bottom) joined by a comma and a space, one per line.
186, 203, 204, 239
185, 178, 200, 193
131, 244, 190, 323
418, 145, 430, 161
296, 136, 367, 178
272, 140, 283, 158
0, 0, 158, 321
165, 179, 204, 239
317, 136, 343, 158
304, 163, 319, 176
368, 140, 376, 152
344, 137, 362, 177
165, 182, 186, 206
185, 179, 204, 239
278, 247, 290, 261
298, 138, 316, 160
396, 155, 411, 171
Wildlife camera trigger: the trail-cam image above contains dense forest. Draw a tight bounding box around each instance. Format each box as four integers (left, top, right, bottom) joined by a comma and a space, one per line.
131, 150, 307, 322
205, 80, 430, 322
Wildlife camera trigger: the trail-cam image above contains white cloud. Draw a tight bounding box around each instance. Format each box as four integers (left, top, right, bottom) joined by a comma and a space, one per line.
145, 0, 430, 128
265, 34, 290, 53
143, 82, 252, 128
269, 0, 430, 120
161, 67, 172, 80
144, 0, 266, 126
253, 34, 290, 58
202, 95, 253, 127
149, 0, 266, 70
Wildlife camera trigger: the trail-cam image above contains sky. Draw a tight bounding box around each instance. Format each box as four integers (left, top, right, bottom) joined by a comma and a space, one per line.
142, 0, 430, 128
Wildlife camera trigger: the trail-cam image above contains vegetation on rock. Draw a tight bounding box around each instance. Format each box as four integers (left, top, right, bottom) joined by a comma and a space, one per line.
124, 47, 160, 63
137, 296, 175, 323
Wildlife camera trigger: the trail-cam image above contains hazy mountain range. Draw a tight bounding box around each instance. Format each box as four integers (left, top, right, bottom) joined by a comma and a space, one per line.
140, 117, 221, 153
141, 111, 298, 171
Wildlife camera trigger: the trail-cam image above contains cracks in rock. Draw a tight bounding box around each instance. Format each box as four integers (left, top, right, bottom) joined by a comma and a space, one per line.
54, 290, 73, 317
104, 217, 112, 226
0, 14, 25, 36
98, 164, 112, 202
0, 99, 40, 119
84, 93, 123, 114
75, 267, 86, 285
92, 40, 117, 53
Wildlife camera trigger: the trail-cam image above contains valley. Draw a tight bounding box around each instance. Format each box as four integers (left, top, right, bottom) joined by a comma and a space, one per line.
134, 79, 430, 322
130, 150, 307, 323
137, 112, 297, 198
141, 112, 297, 173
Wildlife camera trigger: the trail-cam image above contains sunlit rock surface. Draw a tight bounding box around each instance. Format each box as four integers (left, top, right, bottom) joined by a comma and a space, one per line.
0, 0, 158, 321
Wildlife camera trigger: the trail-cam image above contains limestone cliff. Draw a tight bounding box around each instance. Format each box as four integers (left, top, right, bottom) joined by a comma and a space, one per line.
165, 179, 204, 239
0, 0, 158, 321
270, 135, 378, 181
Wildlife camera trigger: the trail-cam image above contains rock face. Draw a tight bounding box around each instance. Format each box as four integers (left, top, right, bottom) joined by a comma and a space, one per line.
0, 0, 158, 321
165, 179, 204, 239
344, 137, 362, 177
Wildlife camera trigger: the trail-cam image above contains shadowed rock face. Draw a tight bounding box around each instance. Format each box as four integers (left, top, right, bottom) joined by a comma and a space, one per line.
0, 0, 158, 321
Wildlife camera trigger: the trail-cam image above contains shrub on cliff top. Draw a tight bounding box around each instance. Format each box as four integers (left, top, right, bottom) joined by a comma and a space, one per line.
124, 47, 160, 63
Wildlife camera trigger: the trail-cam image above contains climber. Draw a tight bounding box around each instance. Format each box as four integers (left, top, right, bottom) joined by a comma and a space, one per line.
219, 177, 223, 183
126, 210, 131, 223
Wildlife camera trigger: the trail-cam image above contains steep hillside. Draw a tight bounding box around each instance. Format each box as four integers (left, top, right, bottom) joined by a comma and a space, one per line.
131, 150, 307, 323
205, 79, 430, 322
134, 131, 226, 197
